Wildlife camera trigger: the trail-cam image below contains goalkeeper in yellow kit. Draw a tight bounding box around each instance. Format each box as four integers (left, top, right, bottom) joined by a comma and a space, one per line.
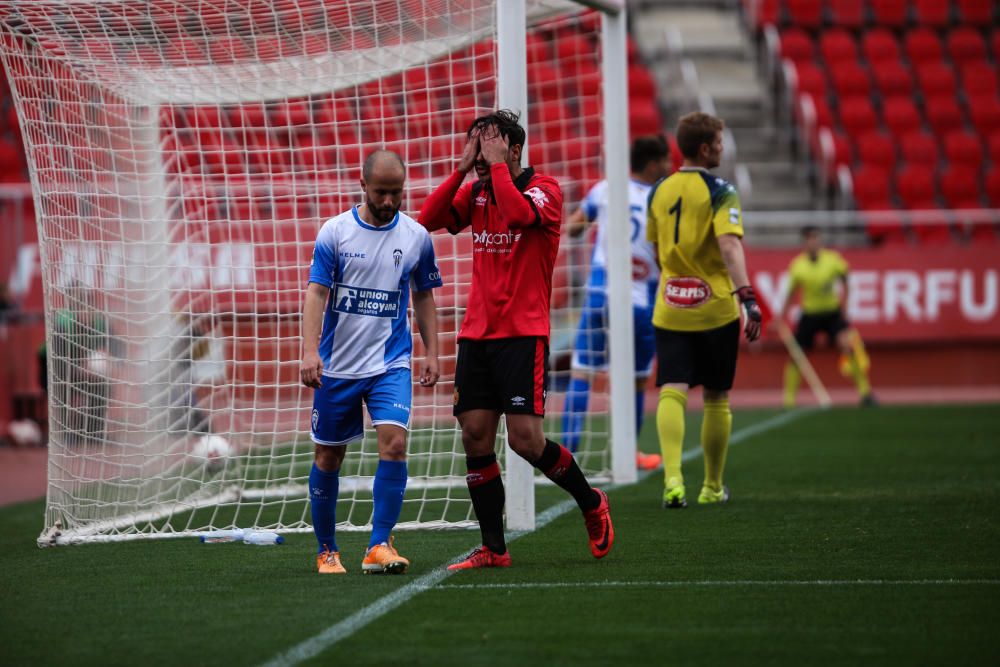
779, 226, 876, 408
646, 112, 761, 508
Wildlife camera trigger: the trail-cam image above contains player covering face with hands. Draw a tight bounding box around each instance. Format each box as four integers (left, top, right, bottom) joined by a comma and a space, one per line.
301, 150, 441, 574
419, 110, 615, 570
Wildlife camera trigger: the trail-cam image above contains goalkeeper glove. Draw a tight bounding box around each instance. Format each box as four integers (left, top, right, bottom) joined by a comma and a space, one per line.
734, 286, 762, 342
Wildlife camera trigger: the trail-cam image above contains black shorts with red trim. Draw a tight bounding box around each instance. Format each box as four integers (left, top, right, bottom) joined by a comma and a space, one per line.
654, 319, 740, 391
454, 337, 548, 417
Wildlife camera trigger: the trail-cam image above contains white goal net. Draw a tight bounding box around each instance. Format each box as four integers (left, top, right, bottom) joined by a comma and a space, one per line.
0, 0, 627, 545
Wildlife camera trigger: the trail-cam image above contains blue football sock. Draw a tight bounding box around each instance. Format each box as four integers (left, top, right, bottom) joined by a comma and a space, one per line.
635, 389, 646, 437
309, 463, 340, 554
562, 377, 590, 453
369, 459, 408, 548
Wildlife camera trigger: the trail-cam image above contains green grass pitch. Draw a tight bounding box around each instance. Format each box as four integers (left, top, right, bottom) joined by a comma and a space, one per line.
1, 404, 998, 666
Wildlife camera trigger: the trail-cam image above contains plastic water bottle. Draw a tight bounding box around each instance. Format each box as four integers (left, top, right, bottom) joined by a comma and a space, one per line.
199, 529, 245, 544
243, 531, 285, 545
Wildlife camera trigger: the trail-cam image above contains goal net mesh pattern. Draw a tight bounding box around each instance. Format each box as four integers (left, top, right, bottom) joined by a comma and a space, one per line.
0, 0, 611, 545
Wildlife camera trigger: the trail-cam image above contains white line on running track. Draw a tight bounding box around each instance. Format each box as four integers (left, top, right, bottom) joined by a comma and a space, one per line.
432, 579, 1000, 591
259, 409, 814, 667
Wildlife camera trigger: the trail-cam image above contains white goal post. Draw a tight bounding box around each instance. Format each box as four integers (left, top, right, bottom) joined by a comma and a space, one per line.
0, 0, 636, 545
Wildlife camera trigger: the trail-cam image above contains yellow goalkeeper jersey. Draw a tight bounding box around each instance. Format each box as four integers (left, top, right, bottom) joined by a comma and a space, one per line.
787, 249, 848, 315
646, 167, 743, 332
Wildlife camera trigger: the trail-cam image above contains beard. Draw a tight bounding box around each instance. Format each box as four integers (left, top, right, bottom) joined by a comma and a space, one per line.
367, 198, 399, 224
474, 159, 491, 182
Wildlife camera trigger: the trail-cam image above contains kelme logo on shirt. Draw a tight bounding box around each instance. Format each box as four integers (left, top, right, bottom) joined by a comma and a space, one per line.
663, 276, 711, 308
333, 284, 401, 317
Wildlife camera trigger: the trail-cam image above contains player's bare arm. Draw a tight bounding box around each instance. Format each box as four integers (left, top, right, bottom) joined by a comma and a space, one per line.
566, 207, 590, 238
412, 289, 440, 387
300, 282, 329, 389
456, 129, 480, 174
777, 283, 800, 328
718, 233, 762, 342
839, 272, 850, 312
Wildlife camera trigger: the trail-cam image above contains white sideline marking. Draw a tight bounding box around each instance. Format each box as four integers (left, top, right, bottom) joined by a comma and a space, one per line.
259, 409, 813, 667
433, 579, 1000, 591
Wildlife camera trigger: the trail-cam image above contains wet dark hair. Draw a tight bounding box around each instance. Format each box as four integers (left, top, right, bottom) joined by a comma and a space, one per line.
466, 109, 526, 150
801, 225, 821, 237
630, 135, 670, 172
362, 149, 405, 181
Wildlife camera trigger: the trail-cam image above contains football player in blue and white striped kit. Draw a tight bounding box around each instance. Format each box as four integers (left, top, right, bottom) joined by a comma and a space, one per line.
301, 150, 442, 575
562, 137, 672, 470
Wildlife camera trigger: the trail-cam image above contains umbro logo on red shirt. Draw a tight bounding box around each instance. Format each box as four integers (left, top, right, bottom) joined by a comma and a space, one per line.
524, 187, 549, 208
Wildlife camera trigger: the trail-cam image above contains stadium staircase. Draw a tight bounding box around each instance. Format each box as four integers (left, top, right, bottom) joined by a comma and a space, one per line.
632, 0, 816, 238
747, 0, 1000, 245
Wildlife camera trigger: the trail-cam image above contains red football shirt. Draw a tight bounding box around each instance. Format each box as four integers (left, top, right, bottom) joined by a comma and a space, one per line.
420, 163, 564, 341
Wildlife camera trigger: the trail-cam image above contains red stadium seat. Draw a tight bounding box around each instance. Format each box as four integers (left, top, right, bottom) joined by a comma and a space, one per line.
988, 132, 1000, 165
791, 62, 828, 103
629, 101, 663, 136
831, 131, 854, 168
883, 97, 923, 138
900, 131, 939, 164
526, 33, 551, 65
986, 168, 1000, 206
558, 34, 592, 60
870, 0, 908, 28
904, 28, 944, 66
960, 62, 999, 98
839, 96, 878, 142
925, 96, 965, 137
530, 65, 562, 103
967, 96, 1000, 136
830, 62, 871, 99
911, 208, 954, 244
816, 96, 836, 129
913, 0, 951, 27
872, 62, 914, 98
785, 0, 823, 29
829, 0, 865, 29
940, 166, 983, 208
943, 130, 984, 170
862, 29, 901, 65
857, 132, 897, 169
947, 28, 988, 67
0, 140, 24, 182
780, 29, 814, 64
272, 100, 312, 128
852, 165, 893, 209
895, 165, 938, 209
628, 66, 657, 99
957, 0, 994, 26
820, 29, 858, 66
915, 63, 957, 98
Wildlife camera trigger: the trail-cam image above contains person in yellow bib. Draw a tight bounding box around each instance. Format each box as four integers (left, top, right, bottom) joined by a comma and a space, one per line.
646, 112, 762, 509
779, 226, 876, 408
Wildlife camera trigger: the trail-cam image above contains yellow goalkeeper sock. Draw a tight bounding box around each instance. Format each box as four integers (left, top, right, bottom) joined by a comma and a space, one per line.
846, 353, 872, 397
657, 387, 687, 486
783, 362, 801, 408
701, 397, 732, 493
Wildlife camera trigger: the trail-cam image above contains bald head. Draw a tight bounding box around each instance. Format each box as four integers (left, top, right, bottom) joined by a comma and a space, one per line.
362, 150, 406, 182
360, 150, 406, 226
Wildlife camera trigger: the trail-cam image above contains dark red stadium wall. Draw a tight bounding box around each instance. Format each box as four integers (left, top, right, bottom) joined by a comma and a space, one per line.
735, 341, 1000, 391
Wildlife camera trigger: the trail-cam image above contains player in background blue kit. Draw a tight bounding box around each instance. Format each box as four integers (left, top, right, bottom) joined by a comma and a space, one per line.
562, 137, 673, 471
300, 150, 442, 574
